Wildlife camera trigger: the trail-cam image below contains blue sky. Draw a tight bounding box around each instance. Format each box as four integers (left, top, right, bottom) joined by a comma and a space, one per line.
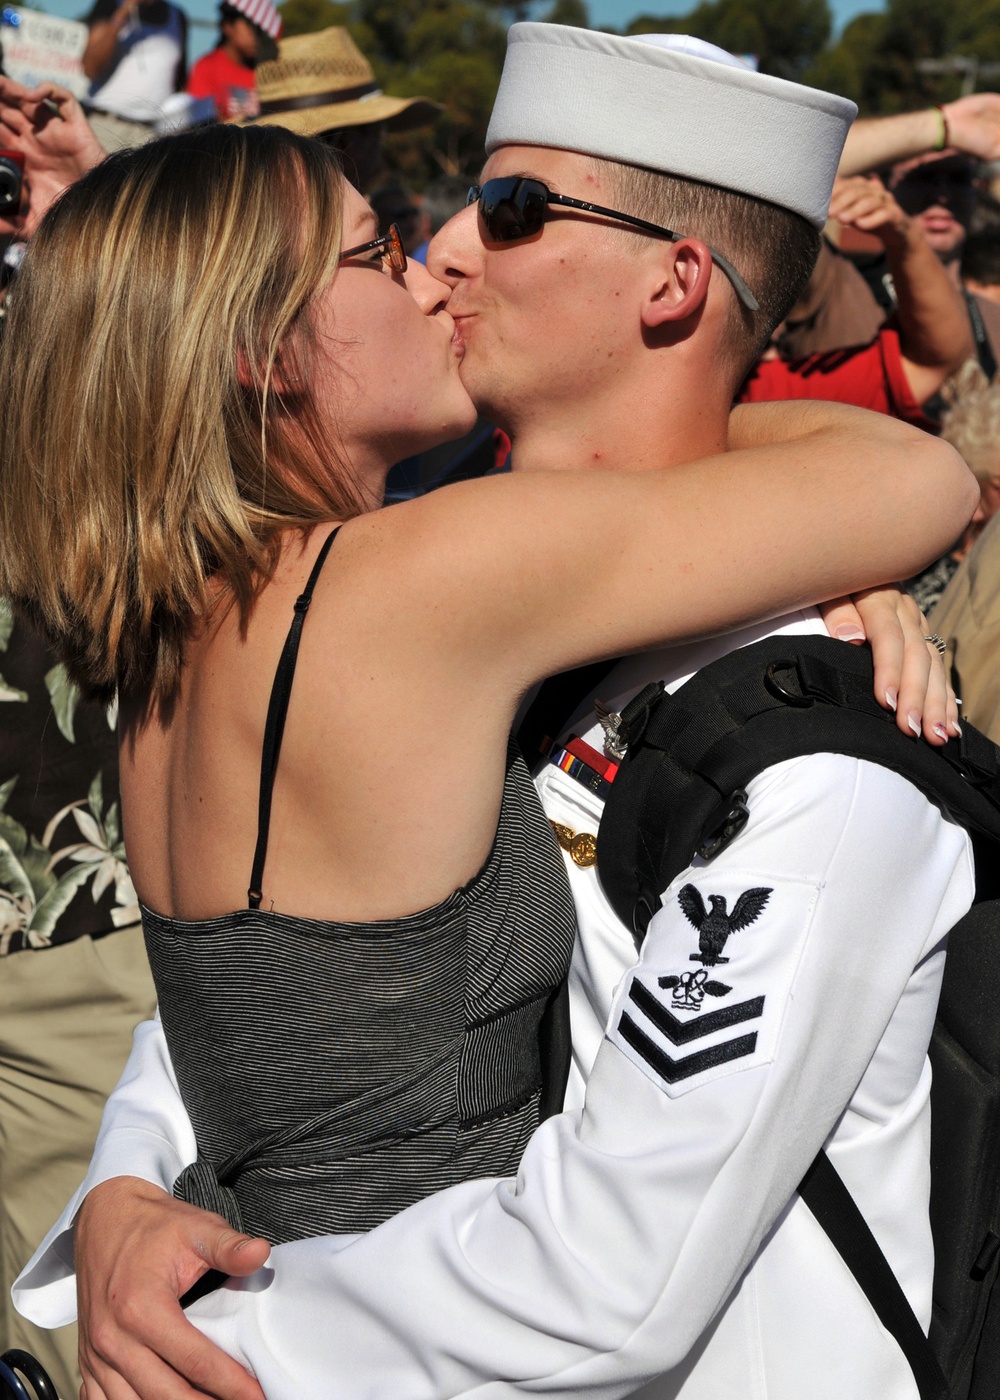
25, 0, 886, 72
587, 0, 881, 33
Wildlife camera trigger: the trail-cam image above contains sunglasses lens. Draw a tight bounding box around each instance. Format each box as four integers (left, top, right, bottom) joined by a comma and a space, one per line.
479, 179, 547, 243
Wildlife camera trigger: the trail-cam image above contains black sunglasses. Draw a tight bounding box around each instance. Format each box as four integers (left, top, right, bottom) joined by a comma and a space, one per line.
467, 177, 759, 313
339, 222, 408, 275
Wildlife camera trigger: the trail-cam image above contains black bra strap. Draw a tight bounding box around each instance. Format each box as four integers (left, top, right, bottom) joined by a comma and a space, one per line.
248, 528, 341, 910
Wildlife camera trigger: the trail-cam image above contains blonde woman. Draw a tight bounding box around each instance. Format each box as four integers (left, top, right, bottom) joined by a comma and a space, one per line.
0, 122, 972, 1398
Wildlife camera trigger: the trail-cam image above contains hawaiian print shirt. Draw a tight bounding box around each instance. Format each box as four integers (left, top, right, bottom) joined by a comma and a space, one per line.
0, 600, 137, 954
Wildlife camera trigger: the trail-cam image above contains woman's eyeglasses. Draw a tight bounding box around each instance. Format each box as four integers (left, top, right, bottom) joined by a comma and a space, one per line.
467, 177, 759, 313
339, 222, 408, 276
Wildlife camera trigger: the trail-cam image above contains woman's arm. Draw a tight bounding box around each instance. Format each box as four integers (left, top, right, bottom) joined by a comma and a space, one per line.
224, 400, 971, 932
371, 401, 974, 733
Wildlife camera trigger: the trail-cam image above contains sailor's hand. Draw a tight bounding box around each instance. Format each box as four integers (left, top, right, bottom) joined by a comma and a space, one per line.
820, 588, 959, 744
77, 1177, 269, 1400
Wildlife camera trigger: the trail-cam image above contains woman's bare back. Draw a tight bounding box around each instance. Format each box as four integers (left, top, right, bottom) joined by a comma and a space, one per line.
119, 523, 514, 926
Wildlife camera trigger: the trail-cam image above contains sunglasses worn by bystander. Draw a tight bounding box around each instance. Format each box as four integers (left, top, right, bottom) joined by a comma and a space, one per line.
467, 176, 759, 312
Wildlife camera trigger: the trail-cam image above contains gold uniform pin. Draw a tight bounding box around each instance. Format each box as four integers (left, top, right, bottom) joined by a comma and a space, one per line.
550, 821, 598, 868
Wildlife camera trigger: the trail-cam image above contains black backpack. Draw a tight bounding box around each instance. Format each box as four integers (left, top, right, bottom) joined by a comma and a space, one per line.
585, 633, 1000, 1400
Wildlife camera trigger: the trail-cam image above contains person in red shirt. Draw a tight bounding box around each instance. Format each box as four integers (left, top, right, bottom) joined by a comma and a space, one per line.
741, 174, 973, 425
741, 325, 935, 427
187, 0, 280, 121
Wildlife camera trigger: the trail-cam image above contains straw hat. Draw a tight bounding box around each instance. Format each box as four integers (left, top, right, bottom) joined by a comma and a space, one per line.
247, 27, 440, 138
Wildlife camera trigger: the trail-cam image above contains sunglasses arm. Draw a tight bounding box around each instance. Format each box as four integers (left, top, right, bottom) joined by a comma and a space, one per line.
552, 192, 760, 314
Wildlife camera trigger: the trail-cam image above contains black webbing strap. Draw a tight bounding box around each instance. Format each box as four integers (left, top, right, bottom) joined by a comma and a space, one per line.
799, 1151, 949, 1400
514, 660, 620, 1120
965, 291, 998, 383
598, 637, 1000, 943
247, 528, 341, 910
515, 659, 620, 768
537, 977, 572, 1121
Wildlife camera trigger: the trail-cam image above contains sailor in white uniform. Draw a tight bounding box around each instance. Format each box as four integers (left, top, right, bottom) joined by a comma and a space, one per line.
14, 25, 975, 1400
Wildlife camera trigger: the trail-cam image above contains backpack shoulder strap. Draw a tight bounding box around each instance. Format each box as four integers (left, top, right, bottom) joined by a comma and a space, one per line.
597, 633, 1000, 946
798, 1152, 949, 1400
515, 659, 620, 769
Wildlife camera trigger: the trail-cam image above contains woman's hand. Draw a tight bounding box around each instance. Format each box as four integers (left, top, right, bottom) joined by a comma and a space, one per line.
820, 588, 959, 744
76, 1177, 269, 1400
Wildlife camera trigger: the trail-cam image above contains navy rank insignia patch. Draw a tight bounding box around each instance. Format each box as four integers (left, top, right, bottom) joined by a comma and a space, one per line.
608, 874, 819, 1097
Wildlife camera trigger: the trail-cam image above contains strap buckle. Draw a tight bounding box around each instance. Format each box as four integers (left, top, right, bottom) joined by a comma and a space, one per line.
697, 788, 750, 861
633, 891, 660, 940
614, 680, 667, 755
764, 660, 813, 708
949, 726, 1000, 789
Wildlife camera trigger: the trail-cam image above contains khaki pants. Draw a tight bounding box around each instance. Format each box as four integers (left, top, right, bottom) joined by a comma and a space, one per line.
85, 110, 156, 153
0, 925, 157, 1400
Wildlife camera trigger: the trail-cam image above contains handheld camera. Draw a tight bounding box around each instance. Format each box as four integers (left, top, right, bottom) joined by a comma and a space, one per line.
0, 149, 24, 215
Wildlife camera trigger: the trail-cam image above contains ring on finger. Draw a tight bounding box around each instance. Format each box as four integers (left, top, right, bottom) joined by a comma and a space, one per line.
924, 633, 947, 656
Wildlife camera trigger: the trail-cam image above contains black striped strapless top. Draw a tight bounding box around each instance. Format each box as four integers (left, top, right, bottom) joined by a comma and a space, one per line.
142, 531, 577, 1244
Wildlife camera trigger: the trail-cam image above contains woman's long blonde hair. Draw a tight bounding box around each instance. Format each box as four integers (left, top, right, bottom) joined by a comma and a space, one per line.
0, 123, 355, 705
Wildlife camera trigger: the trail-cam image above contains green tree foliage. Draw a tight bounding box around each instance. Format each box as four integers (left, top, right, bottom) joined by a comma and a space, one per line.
544, 0, 590, 26
274, 0, 1000, 185
279, 0, 350, 37
627, 0, 831, 80
804, 0, 1000, 113
276, 0, 596, 187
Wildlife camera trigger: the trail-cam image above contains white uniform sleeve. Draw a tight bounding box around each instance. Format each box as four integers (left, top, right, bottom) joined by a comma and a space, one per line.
179, 755, 974, 1399
11, 1013, 197, 1328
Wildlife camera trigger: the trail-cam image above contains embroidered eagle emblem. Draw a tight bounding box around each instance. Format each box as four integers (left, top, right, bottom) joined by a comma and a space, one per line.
678, 884, 773, 965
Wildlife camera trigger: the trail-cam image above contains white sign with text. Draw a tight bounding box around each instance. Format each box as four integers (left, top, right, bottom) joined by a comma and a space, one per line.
1, 7, 88, 99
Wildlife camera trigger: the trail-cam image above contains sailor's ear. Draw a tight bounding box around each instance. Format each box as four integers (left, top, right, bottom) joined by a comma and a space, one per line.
641, 238, 714, 329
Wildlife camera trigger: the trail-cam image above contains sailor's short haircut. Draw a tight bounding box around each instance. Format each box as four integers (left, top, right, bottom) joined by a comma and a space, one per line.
598, 158, 821, 383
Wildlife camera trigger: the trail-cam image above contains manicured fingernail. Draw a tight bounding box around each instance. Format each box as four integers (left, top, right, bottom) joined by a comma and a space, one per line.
835, 625, 865, 642
951, 720, 963, 736
908, 712, 921, 736
885, 687, 898, 711
933, 723, 948, 740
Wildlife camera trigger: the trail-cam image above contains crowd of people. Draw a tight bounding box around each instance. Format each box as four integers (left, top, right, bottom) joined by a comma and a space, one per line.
0, 16, 996, 1400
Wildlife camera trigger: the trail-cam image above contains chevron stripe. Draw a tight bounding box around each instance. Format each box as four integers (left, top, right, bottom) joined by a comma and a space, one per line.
629, 980, 765, 1045
618, 1011, 758, 1083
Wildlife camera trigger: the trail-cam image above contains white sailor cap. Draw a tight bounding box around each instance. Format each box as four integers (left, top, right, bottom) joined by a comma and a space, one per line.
485, 25, 857, 229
